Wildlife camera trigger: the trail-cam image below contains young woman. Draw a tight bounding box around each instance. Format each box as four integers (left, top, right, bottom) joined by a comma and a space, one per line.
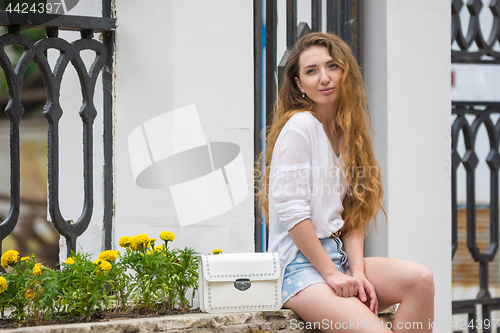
258, 32, 434, 332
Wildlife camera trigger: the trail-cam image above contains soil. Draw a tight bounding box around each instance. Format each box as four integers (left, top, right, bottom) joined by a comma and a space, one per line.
0, 307, 202, 329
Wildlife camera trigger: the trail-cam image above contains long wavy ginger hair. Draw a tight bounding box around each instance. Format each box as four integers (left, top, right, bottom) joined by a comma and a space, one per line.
257, 32, 384, 236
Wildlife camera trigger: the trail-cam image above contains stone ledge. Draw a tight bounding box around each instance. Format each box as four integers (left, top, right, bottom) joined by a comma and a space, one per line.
1, 308, 395, 333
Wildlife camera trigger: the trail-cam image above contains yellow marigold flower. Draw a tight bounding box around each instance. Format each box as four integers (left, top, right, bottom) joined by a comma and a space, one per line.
64, 257, 75, 265
147, 245, 164, 255
159, 231, 175, 242
212, 249, 223, 255
94, 259, 112, 272
131, 233, 150, 250
0, 277, 7, 294
20, 257, 29, 262
118, 236, 132, 248
1, 250, 19, 268
98, 250, 119, 262
33, 263, 44, 276
133, 233, 150, 244
25, 290, 34, 300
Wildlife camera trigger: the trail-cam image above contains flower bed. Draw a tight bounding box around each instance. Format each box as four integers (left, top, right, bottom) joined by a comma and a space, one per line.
0, 231, 199, 327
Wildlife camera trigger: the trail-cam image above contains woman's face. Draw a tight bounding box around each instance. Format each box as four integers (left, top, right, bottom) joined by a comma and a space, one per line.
294, 46, 343, 113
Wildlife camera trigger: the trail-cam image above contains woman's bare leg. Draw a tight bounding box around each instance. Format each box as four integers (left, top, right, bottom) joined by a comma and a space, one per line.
284, 283, 393, 332
283, 257, 434, 333
363, 257, 435, 333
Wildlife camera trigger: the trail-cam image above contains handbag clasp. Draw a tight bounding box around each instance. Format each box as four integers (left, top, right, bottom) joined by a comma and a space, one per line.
234, 278, 251, 291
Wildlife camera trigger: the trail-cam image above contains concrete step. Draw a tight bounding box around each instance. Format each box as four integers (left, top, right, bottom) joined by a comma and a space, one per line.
1, 308, 396, 333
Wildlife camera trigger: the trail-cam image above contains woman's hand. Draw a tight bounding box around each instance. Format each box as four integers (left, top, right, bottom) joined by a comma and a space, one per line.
325, 270, 359, 298
352, 272, 378, 314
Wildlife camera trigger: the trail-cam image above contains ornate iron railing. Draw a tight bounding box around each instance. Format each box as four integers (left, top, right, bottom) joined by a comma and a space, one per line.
451, 1, 500, 332
452, 0, 500, 64
254, 0, 363, 252
0, 2, 115, 260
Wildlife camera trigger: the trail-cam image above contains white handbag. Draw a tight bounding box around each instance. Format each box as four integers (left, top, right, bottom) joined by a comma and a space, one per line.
198, 252, 282, 313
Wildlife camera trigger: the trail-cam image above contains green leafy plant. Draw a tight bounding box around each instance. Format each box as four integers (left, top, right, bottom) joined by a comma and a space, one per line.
171, 247, 198, 311
0, 231, 200, 326
23, 258, 61, 325
0, 253, 62, 326
118, 232, 199, 311
0, 251, 29, 325
58, 252, 117, 320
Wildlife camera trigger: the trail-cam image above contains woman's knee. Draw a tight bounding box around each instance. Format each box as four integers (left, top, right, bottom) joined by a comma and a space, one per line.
408, 263, 435, 299
420, 266, 435, 298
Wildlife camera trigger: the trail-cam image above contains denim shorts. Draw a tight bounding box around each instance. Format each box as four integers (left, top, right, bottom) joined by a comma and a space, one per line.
282, 236, 348, 304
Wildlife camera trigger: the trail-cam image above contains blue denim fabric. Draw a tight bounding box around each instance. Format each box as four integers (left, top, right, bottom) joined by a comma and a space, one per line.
282, 236, 348, 304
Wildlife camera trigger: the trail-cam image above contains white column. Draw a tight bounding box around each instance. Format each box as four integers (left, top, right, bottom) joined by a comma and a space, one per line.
364, 1, 451, 331
114, 0, 255, 255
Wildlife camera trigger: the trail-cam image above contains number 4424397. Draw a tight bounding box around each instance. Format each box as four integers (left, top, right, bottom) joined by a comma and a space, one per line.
452, 318, 499, 330
5, 2, 62, 14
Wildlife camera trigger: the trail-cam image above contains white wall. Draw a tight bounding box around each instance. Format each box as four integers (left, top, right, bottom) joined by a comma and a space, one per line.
57, 0, 255, 259
364, 1, 451, 331
113, 0, 255, 256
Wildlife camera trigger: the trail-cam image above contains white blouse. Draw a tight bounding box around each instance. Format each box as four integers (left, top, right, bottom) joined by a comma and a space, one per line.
267, 111, 347, 279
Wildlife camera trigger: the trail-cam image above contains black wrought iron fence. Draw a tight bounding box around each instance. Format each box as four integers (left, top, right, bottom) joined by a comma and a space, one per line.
451, 1, 500, 332
0, 1, 115, 260
254, 0, 363, 252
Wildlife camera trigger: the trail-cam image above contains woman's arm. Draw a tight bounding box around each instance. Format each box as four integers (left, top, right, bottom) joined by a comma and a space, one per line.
288, 219, 359, 298
342, 227, 378, 313
342, 226, 365, 275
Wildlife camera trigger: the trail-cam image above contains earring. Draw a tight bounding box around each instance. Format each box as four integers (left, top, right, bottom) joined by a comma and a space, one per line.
301, 91, 305, 98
